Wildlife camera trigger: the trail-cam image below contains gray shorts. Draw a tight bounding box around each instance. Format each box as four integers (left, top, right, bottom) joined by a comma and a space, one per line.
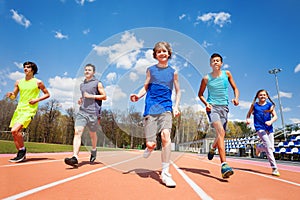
207, 105, 229, 130
75, 110, 99, 132
144, 112, 172, 142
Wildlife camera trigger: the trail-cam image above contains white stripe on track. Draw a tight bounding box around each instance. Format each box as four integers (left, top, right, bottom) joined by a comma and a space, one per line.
3, 155, 141, 200
171, 161, 213, 200
186, 154, 300, 187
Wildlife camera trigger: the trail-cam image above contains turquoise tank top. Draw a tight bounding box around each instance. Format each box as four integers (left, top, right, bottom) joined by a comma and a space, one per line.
206, 70, 229, 105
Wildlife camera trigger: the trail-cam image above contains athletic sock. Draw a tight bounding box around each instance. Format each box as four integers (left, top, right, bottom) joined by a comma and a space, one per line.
162, 162, 170, 174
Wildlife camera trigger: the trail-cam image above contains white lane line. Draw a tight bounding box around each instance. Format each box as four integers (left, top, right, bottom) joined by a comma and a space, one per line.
171, 161, 213, 200
186, 154, 300, 187
3, 155, 141, 200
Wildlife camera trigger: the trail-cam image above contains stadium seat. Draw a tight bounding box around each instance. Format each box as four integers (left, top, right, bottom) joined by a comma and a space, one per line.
285, 147, 292, 155
279, 147, 286, 154
287, 141, 295, 148
277, 142, 284, 148
296, 135, 300, 141
274, 147, 280, 154
283, 141, 289, 148
289, 135, 296, 141
292, 147, 299, 155
294, 141, 300, 147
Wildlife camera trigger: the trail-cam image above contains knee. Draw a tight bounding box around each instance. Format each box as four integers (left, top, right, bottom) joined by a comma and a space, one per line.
74, 128, 83, 136
11, 128, 20, 136
161, 130, 171, 145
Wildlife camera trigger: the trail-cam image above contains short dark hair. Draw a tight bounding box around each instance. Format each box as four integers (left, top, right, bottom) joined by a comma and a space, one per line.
23, 61, 38, 75
85, 63, 95, 72
210, 53, 223, 62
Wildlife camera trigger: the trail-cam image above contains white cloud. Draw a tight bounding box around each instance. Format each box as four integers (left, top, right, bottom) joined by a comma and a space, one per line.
197, 12, 231, 28
0, 69, 9, 86
238, 100, 252, 110
202, 40, 213, 48
129, 72, 139, 82
54, 31, 68, 39
14, 62, 23, 69
272, 91, 292, 99
76, 0, 95, 6
106, 72, 117, 83
282, 107, 291, 112
223, 64, 230, 69
83, 28, 90, 35
10, 9, 31, 28
47, 76, 77, 110
8, 71, 24, 81
294, 63, 300, 73
92, 31, 144, 69
290, 118, 300, 124
179, 14, 186, 20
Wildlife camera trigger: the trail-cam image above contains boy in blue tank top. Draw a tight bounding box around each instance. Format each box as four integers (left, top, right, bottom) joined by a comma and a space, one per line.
130, 42, 181, 187
198, 53, 239, 179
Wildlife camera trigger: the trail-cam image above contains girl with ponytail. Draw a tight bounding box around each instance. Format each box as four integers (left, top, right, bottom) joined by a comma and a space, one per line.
246, 89, 280, 176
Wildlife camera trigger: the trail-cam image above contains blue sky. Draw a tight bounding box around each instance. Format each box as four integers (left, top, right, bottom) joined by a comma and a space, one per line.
0, 0, 299, 130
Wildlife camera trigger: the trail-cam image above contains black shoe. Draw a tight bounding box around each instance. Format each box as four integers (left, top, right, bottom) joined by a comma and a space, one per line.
9, 148, 26, 163
207, 148, 215, 160
90, 150, 97, 163
64, 156, 78, 167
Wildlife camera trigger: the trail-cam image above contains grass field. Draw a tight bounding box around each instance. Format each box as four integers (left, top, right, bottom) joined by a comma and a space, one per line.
0, 140, 118, 154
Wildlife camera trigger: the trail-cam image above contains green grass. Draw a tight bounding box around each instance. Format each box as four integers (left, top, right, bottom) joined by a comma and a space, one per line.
0, 140, 118, 154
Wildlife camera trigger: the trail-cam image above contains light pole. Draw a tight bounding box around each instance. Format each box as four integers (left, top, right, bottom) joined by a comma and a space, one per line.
268, 68, 286, 139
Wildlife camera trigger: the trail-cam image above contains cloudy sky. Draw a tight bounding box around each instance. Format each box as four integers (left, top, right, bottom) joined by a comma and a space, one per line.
0, 0, 299, 130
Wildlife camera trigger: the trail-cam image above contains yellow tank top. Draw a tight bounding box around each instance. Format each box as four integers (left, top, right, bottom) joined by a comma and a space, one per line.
17, 77, 40, 113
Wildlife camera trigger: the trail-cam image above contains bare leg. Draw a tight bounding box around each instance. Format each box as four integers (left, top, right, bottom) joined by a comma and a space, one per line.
11, 123, 24, 150
89, 131, 97, 150
73, 126, 84, 157
212, 121, 226, 163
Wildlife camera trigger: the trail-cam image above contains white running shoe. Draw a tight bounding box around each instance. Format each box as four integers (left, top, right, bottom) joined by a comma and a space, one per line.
161, 172, 176, 188
143, 147, 152, 158
272, 168, 280, 176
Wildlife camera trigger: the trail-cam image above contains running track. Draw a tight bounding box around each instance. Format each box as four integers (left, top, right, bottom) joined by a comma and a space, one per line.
1, 150, 299, 200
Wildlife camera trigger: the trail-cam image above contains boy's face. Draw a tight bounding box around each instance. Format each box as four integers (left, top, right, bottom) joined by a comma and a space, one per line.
155, 48, 169, 63
84, 66, 95, 79
23, 65, 33, 75
210, 56, 223, 70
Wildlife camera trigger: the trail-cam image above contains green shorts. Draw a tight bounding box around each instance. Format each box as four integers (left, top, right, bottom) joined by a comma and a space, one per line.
144, 112, 172, 142
9, 109, 35, 128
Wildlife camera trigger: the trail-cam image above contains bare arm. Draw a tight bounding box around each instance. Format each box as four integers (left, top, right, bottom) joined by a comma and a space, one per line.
246, 104, 254, 124
130, 69, 150, 102
173, 71, 181, 117
84, 82, 107, 100
6, 80, 20, 99
198, 75, 211, 111
226, 70, 239, 106
266, 106, 278, 126
29, 79, 50, 105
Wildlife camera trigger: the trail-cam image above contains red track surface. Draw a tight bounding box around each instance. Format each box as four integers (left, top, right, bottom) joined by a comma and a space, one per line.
1, 151, 299, 200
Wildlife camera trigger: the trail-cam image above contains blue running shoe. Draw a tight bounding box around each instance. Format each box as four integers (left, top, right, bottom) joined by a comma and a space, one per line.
221, 163, 234, 179
207, 148, 215, 160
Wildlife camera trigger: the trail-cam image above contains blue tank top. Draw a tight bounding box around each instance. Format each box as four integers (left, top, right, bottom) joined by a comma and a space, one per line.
207, 70, 229, 105
253, 101, 274, 132
80, 77, 102, 117
144, 65, 174, 116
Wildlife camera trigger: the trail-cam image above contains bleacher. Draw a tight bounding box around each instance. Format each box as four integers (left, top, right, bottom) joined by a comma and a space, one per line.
224, 130, 300, 161
225, 135, 259, 157
274, 131, 300, 161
